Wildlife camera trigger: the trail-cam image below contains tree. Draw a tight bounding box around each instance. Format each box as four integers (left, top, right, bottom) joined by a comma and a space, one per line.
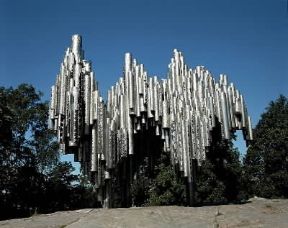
195, 121, 244, 205
0, 84, 99, 219
146, 155, 186, 206
29, 101, 59, 174
131, 158, 152, 206
0, 84, 59, 219
0, 84, 58, 173
44, 161, 78, 211
131, 152, 186, 207
243, 95, 288, 198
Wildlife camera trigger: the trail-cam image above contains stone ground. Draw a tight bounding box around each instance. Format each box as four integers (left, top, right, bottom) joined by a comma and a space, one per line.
1, 198, 288, 228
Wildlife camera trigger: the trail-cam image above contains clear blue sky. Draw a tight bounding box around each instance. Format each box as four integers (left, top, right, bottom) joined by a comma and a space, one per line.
1, 0, 287, 165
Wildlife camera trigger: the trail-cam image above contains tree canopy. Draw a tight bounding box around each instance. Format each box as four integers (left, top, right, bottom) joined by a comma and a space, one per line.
243, 95, 288, 198
0, 84, 97, 220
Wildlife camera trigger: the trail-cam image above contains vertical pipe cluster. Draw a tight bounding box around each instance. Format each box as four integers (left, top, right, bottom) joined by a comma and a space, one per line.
49, 35, 105, 177
49, 35, 253, 207
164, 50, 253, 181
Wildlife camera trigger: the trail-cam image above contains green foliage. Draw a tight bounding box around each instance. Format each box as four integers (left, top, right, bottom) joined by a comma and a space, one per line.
196, 159, 227, 205
44, 161, 97, 211
243, 95, 288, 198
195, 133, 244, 205
146, 161, 186, 206
131, 153, 186, 206
130, 158, 151, 206
0, 84, 48, 218
0, 84, 58, 173
0, 84, 97, 220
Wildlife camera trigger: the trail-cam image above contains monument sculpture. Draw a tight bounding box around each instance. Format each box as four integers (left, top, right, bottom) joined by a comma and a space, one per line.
49, 35, 253, 207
